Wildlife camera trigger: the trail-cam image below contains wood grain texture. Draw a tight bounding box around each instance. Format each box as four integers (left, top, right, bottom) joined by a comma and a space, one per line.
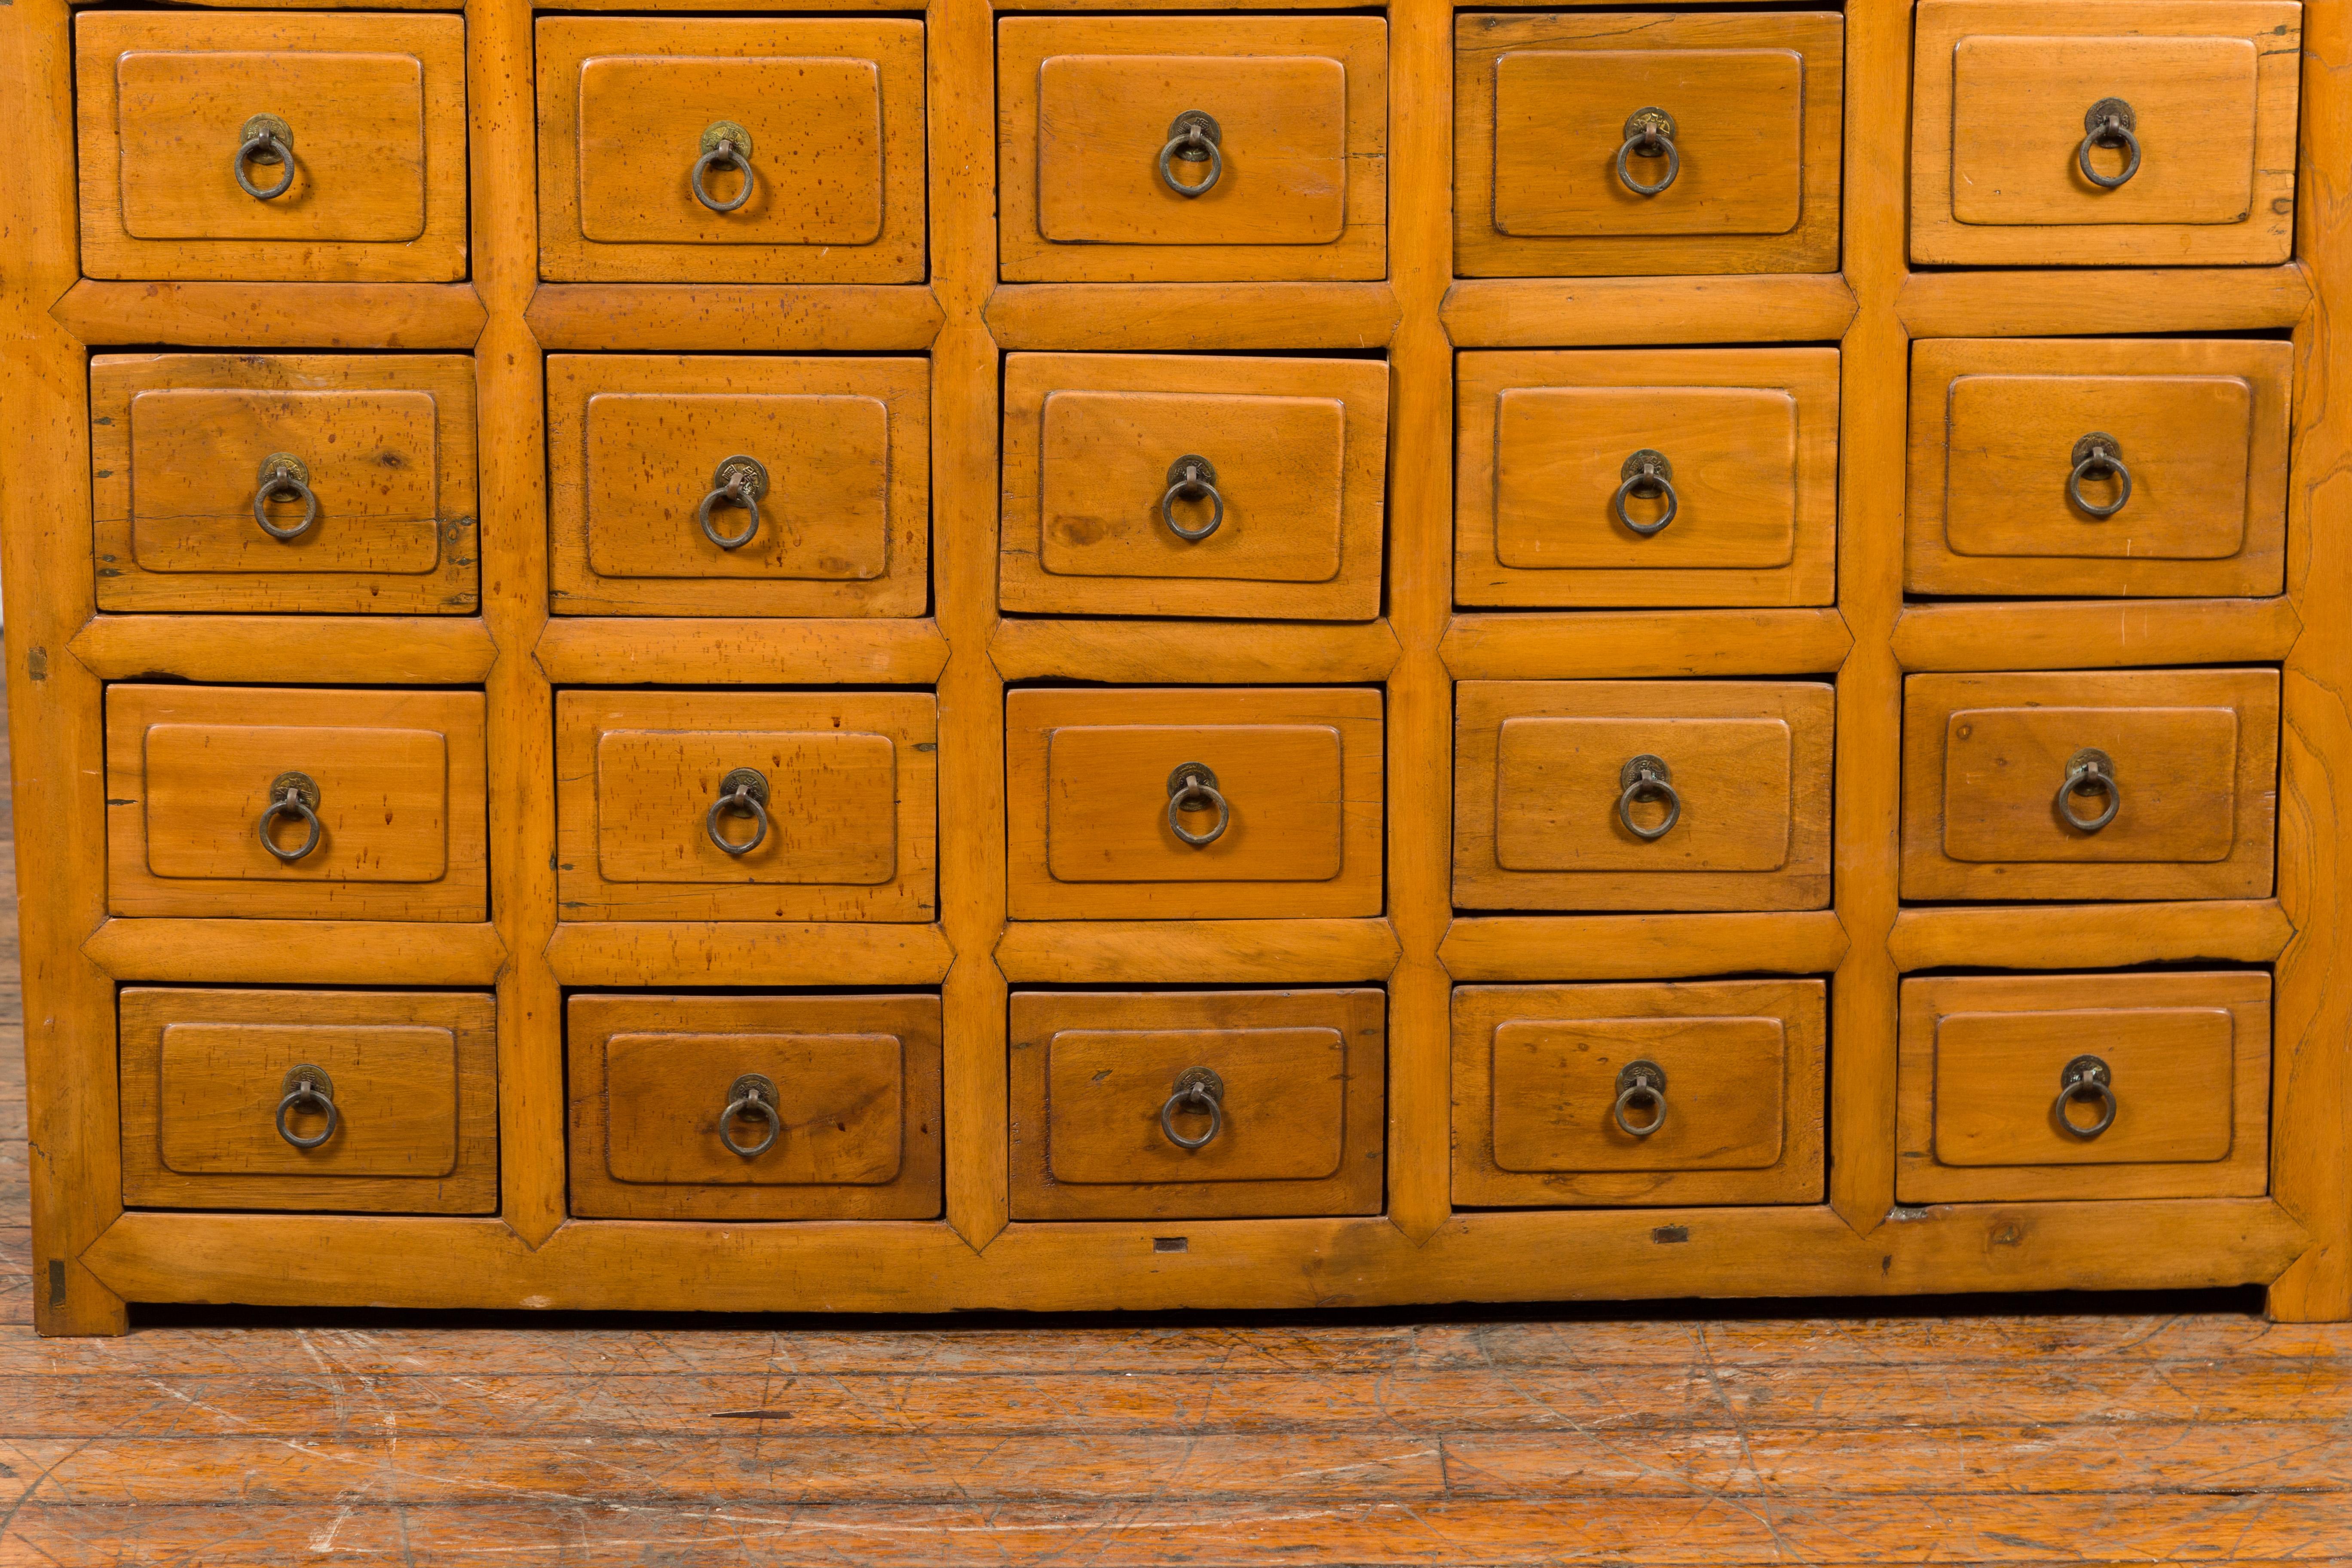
984, 284, 1401, 350
50, 280, 487, 349
535, 618, 948, 686
1892, 597, 2300, 673
1889, 900, 2295, 973
1442, 608, 1850, 679
545, 922, 952, 987
1441, 910, 1848, 982
993, 618, 1401, 685
69, 614, 495, 684
526, 285, 944, 352
85, 919, 505, 986
995, 919, 1400, 984
1896, 264, 2312, 337
1440, 274, 1857, 348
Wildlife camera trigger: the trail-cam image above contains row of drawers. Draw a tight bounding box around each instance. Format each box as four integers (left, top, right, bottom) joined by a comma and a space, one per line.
119, 972, 2275, 1218
94, 338, 2296, 616
106, 671, 2280, 922
75, 4, 2303, 284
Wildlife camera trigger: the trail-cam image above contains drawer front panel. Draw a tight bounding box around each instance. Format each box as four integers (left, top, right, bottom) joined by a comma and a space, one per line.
1902, 669, 2279, 901
1010, 989, 1384, 1219
568, 994, 943, 1220
106, 686, 487, 921
1453, 980, 1826, 1206
1007, 687, 1384, 920
1898, 971, 2270, 1202
119, 987, 496, 1212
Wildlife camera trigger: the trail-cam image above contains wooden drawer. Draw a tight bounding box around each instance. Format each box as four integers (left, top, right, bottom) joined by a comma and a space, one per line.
998, 17, 1387, 282
1452, 980, 1825, 1207
75, 12, 467, 282
555, 690, 937, 922
536, 18, 926, 283
1455, 680, 1833, 912
1007, 686, 1383, 920
1902, 669, 2279, 902
1898, 972, 2270, 1203
119, 987, 496, 1213
567, 994, 941, 1221
546, 355, 929, 618
1001, 354, 1389, 620
1909, 339, 2292, 598
91, 353, 478, 616
105, 686, 487, 922
1009, 989, 1384, 1220
1455, 12, 1844, 277
1457, 349, 1839, 608
1911, 0, 2300, 266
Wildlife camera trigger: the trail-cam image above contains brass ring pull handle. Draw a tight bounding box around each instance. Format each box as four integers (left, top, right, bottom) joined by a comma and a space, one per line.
234, 113, 296, 201
1165, 761, 1229, 847
1612, 1059, 1668, 1139
706, 768, 771, 857
1617, 754, 1681, 841
1160, 1066, 1225, 1150
257, 771, 323, 863
1158, 111, 1223, 198
719, 1072, 781, 1158
2057, 747, 2120, 833
2067, 433, 2132, 519
2077, 98, 2141, 189
2054, 1054, 2118, 1139
691, 121, 756, 213
698, 455, 769, 551
1614, 449, 1678, 537
252, 453, 318, 542
1161, 455, 1224, 541
1615, 108, 1680, 196
275, 1064, 338, 1150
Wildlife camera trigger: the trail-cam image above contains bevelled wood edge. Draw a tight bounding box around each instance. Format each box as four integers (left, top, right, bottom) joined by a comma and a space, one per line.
984, 283, 1403, 350
51, 281, 489, 349
1889, 901, 2296, 974
1441, 608, 1851, 680
1441, 911, 1849, 983
85, 919, 508, 985
525, 284, 946, 352
1441, 274, 1859, 349
990, 618, 1402, 684
534, 618, 949, 686
1893, 598, 2303, 672
70, 615, 498, 684
545, 922, 955, 986
995, 919, 1402, 983
1896, 265, 2313, 338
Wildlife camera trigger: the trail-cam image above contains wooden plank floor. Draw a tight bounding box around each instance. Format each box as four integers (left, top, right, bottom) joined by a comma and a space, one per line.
3, 697, 2351, 1564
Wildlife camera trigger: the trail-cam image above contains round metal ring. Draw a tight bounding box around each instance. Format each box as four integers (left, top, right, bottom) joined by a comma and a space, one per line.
719, 1076, 781, 1158
1613, 1079, 1667, 1139
1617, 755, 1681, 842
275, 1077, 338, 1150
1161, 455, 1224, 541
1614, 450, 1678, 538
1615, 109, 1680, 196
1166, 762, 1230, 847
1160, 1068, 1225, 1150
691, 132, 755, 214
697, 456, 769, 551
2057, 748, 2121, 833
2078, 99, 2141, 189
1158, 112, 1223, 198
705, 771, 771, 857
252, 454, 318, 541
2067, 438, 2132, 519
2054, 1056, 2118, 1139
234, 125, 296, 201
257, 785, 323, 863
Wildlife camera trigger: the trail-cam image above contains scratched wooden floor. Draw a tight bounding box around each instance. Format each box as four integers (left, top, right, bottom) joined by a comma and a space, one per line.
5, 695, 2352, 1564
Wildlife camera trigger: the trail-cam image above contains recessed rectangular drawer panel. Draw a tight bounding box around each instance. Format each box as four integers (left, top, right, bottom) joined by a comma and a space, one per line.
1901, 669, 2279, 901
1452, 980, 1826, 1207
119, 987, 496, 1213
547, 355, 929, 618
998, 17, 1388, 282
92, 353, 478, 615
1898, 971, 2270, 1202
555, 691, 937, 922
1455, 680, 1833, 911
75, 12, 468, 282
1908, 339, 2291, 598
1457, 349, 1839, 609
1911, 0, 2300, 266
1456, 11, 1843, 276
1007, 687, 1383, 920
536, 18, 926, 283
567, 994, 943, 1221
1001, 354, 1388, 620
1009, 989, 1384, 1219
105, 686, 487, 922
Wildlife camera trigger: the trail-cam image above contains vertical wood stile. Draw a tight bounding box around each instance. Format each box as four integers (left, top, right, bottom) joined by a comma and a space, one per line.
1828, 0, 1911, 1232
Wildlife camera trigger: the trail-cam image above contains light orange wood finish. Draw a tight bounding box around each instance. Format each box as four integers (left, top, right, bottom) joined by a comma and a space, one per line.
1892, 597, 2301, 674
87, 918, 506, 986
1900, 668, 2280, 902
1888, 899, 2294, 973
535, 618, 948, 687
553, 690, 937, 923
70, 615, 496, 685
1000, 354, 1389, 620
545, 922, 951, 988
118, 986, 496, 1213
535, 18, 926, 283
525, 285, 944, 353
994, 919, 1400, 984
51, 279, 488, 350
1899, 972, 2272, 1204
567, 993, 942, 1221
75, 12, 469, 282
1896, 264, 2312, 338
1441, 911, 1848, 983
998, 17, 1387, 282
1455, 12, 1843, 277
991, 618, 1401, 686
1911, 0, 2302, 266
1441, 274, 1858, 350
1442, 608, 1850, 680
1009, 989, 1385, 1220
984, 283, 1403, 350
